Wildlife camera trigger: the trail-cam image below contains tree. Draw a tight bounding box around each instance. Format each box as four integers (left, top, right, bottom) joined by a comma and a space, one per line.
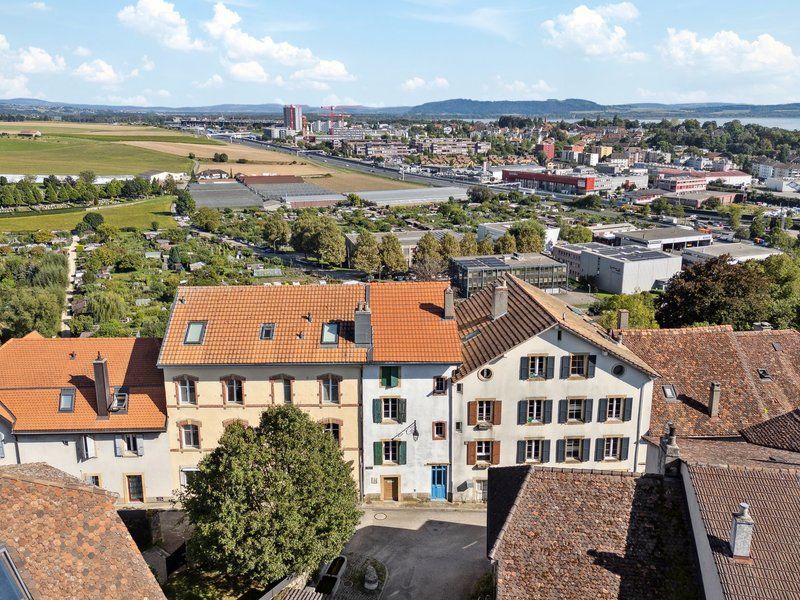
168, 246, 183, 271
263, 212, 291, 251
439, 232, 460, 260
494, 233, 517, 254
290, 211, 323, 254
594, 293, 658, 330
78, 170, 96, 186
315, 219, 345, 266
561, 224, 593, 244
0, 287, 62, 339
175, 189, 196, 216
352, 231, 380, 275
412, 232, 444, 279
655, 256, 773, 330
750, 211, 767, 239
379, 234, 407, 275
88, 291, 127, 324
459, 232, 478, 256
193, 207, 221, 233
180, 407, 361, 588
477, 236, 494, 255
509, 220, 545, 252
82, 211, 104, 231
571, 194, 602, 210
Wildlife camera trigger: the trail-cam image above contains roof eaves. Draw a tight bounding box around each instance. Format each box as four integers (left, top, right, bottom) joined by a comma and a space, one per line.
156, 288, 181, 368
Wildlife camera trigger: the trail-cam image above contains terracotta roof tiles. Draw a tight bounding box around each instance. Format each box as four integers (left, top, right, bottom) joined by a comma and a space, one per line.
740, 409, 800, 453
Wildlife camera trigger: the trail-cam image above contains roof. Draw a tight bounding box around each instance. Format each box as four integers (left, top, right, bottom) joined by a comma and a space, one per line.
616, 226, 712, 242
488, 466, 699, 600
623, 326, 800, 437
453, 275, 656, 380
353, 187, 468, 206
0, 337, 166, 433
683, 243, 783, 260
0, 463, 165, 599
673, 436, 800, 470
369, 282, 461, 364
451, 253, 563, 270
557, 242, 677, 263
159, 285, 368, 366
740, 409, 800, 453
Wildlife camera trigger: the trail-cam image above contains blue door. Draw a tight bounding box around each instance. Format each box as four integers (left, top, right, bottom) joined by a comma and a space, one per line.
431, 466, 447, 501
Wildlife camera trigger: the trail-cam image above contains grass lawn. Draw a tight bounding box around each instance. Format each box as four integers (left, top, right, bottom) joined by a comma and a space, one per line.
0, 137, 192, 175
0, 196, 175, 232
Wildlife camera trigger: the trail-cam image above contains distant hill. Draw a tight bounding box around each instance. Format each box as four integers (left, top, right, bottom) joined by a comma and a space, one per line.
404, 98, 604, 117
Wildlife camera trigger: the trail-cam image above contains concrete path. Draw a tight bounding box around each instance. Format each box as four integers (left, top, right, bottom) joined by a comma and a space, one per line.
60, 234, 79, 334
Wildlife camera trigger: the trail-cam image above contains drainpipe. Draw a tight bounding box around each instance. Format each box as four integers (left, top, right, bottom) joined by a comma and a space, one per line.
13, 433, 21, 465
633, 381, 648, 472
358, 365, 365, 503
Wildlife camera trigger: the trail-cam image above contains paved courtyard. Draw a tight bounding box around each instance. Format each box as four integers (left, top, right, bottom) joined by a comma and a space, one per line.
342, 507, 489, 600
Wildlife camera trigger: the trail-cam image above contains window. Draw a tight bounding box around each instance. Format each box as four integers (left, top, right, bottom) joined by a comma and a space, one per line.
525, 439, 542, 462
380, 366, 400, 388
476, 480, 488, 503
433, 421, 446, 440
383, 398, 398, 421
565, 438, 582, 461
606, 397, 623, 421
321, 322, 339, 345
126, 474, 144, 502
662, 384, 677, 401
0, 546, 33, 600
184, 321, 207, 345
224, 378, 244, 404
324, 422, 340, 444
478, 368, 493, 381
58, 388, 75, 412
181, 425, 200, 449
569, 354, 589, 377
112, 388, 128, 411
383, 440, 399, 463
177, 377, 197, 405
477, 400, 494, 423
84, 474, 100, 487
180, 468, 199, 487
476, 441, 492, 462
567, 398, 585, 422
604, 437, 621, 460
527, 399, 544, 423
124, 434, 139, 455
282, 378, 292, 404
80, 434, 96, 460
528, 355, 547, 379
433, 376, 447, 395
612, 364, 626, 376
320, 375, 340, 404
259, 323, 276, 340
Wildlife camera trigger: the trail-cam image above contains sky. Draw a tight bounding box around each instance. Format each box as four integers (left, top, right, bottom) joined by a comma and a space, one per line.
0, 0, 799, 108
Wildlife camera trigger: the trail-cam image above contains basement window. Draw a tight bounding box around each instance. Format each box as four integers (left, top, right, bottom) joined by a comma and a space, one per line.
58, 388, 75, 412
662, 385, 677, 402
184, 321, 207, 345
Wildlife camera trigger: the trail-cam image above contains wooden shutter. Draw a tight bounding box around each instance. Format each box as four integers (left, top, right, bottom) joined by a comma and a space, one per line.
467, 401, 477, 426
560, 356, 570, 379
0, 433, 4, 459
490, 441, 501, 465
398, 441, 407, 465
372, 398, 381, 423
558, 399, 568, 423
492, 401, 502, 425
114, 435, 123, 457
546, 356, 555, 379
620, 437, 630, 461
86, 435, 96, 459
76, 436, 85, 461
373, 441, 383, 466
623, 397, 634, 422
517, 400, 528, 425
380, 367, 389, 388
555, 439, 565, 463
587, 355, 597, 378
466, 441, 476, 465
584, 399, 593, 423
516, 440, 526, 464
397, 398, 407, 424
595, 438, 605, 462
543, 400, 553, 424
541, 440, 550, 463
136, 434, 145, 456
581, 439, 591, 462
597, 398, 608, 423
519, 356, 529, 380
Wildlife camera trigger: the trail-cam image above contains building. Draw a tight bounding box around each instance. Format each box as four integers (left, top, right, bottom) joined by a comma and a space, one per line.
476, 221, 560, 251
361, 283, 461, 501
139, 170, 189, 184
415, 138, 490, 156
283, 104, 303, 133
450, 277, 658, 502
344, 141, 415, 159
0, 463, 165, 599
502, 170, 595, 195
656, 175, 708, 194
551, 242, 682, 294
0, 334, 171, 504
682, 242, 783, 265
664, 190, 736, 208
353, 187, 468, 207
752, 158, 800, 180
613, 226, 712, 251
345, 230, 463, 268
587, 221, 638, 241
535, 142, 555, 160
449, 254, 567, 298
623, 188, 664, 204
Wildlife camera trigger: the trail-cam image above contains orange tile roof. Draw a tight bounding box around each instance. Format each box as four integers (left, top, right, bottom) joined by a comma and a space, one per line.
0, 337, 166, 433
159, 285, 369, 366
369, 282, 461, 364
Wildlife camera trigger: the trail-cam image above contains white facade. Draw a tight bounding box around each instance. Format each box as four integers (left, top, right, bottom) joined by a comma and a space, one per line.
452, 327, 653, 502
362, 363, 458, 501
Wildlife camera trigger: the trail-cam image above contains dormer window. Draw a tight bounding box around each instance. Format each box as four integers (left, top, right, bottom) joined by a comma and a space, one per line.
112, 387, 128, 412
321, 322, 339, 345
260, 323, 276, 340
59, 388, 75, 412
184, 321, 207, 345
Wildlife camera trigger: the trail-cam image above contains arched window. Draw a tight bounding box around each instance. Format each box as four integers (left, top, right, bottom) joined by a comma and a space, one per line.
318, 374, 342, 404
221, 375, 246, 404
174, 376, 198, 405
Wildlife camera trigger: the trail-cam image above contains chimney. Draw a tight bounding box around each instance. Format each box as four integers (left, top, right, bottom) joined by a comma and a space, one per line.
354, 300, 372, 347
729, 502, 754, 559
617, 309, 629, 330
753, 322, 773, 331
443, 287, 455, 320
708, 382, 721, 417
93, 352, 111, 419
659, 423, 681, 477
491, 281, 508, 320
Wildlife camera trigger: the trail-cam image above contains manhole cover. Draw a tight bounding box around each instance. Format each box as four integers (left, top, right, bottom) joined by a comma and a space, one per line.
343, 580, 353, 588
374, 513, 387, 520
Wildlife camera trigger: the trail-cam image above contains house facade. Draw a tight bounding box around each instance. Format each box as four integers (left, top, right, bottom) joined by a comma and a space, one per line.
451, 277, 657, 502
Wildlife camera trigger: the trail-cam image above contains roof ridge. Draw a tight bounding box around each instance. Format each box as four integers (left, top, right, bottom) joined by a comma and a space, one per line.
531, 466, 644, 478
685, 461, 800, 474
624, 324, 734, 335
0, 468, 117, 498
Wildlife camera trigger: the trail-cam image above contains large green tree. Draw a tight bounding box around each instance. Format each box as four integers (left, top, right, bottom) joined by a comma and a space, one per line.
509, 220, 545, 253
412, 232, 444, 279
379, 234, 407, 275
180, 407, 361, 588
459, 232, 478, 256
315, 219, 346, 266
594, 292, 658, 330
263, 212, 291, 251
352, 231, 380, 275
193, 207, 221, 233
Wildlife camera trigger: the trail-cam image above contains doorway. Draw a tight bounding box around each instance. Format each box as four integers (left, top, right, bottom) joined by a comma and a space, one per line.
126, 474, 144, 503
431, 466, 447, 501
381, 476, 399, 501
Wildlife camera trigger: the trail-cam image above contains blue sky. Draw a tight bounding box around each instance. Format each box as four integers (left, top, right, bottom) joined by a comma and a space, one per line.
1, 0, 799, 107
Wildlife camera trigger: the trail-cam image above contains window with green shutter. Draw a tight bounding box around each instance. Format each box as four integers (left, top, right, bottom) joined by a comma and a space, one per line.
398, 441, 407, 465
373, 441, 383, 465
380, 366, 400, 388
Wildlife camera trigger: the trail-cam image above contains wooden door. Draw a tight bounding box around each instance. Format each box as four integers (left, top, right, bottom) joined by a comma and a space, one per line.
382, 476, 399, 501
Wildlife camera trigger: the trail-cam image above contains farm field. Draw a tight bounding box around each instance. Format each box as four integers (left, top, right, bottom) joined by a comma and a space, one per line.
0, 196, 174, 232
0, 121, 216, 143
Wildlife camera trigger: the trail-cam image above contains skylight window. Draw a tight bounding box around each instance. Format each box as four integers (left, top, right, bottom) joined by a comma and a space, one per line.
184, 321, 207, 345
59, 388, 75, 412
662, 384, 677, 401
321, 322, 339, 345
0, 546, 33, 599
112, 387, 128, 411
260, 323, 276, 341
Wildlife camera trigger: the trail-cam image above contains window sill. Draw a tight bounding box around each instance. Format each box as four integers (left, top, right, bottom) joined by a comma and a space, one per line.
567, 375, 588, 381
525, 421, 544, 426
605, 418, 622, 423
380, 419, 399, 425
433, 436, 446, 441
566, 420, 587, 425
179, 448, 202, 453
526, 377, 546, 382
564, 458, 582, 463
524, 459, 542, 464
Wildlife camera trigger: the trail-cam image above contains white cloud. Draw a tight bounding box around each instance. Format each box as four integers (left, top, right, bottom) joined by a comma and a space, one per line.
492, 76, 554, 99
0, 73, 30, 98
542, 2, 645, 61
29, 2, 48, 10
401, 76, 449, 91
156, 89, 170, 97
226, 60, 283, 84
0, 35, 9, 52
73, 59, 123, 84
321, 94, 360, 106
413, 8, 517, 41
195, 73, 224, 88
662, 28, 800, 74
16, 46, 65, 73
141, 55, 155, 72
291, 59, 354, 82
118, 0, 206, 51
74, 46, 91, 57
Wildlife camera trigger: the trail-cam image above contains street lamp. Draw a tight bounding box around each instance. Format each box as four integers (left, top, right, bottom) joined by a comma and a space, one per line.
391, 420, 420, 442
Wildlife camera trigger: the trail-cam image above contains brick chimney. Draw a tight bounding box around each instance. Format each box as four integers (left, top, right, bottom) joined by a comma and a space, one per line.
708, 382, 721, 417
443, 287, 455, 320
491, 281, 508, 320
617, 309, 629, 330
730, 502, 754, 560
93, 352, 111, 419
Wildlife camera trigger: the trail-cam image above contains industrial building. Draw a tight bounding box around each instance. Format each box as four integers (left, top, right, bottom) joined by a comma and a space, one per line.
551, 242, 682, 294
476, 221, 560, 252
345, 230, 463, 268
449, 253, 567, 298
682, 243, 783, 266
353, 187, 467, 207
613, 227, 712, 251
663, 190, 736, 208
502, 170, 595, 195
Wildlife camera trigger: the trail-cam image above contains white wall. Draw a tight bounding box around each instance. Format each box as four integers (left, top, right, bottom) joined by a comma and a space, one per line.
362, 363, 456, 499
452, 327, 653, 502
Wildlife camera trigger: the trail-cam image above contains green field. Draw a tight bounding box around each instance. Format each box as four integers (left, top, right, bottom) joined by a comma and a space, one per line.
0, 137, 192, 175
0, 196, 175, 232
53, 133, 221, 144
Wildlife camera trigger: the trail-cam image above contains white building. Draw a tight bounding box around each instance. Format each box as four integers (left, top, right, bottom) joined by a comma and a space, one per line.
682, 242, 783, 265
450, 277, 657, 502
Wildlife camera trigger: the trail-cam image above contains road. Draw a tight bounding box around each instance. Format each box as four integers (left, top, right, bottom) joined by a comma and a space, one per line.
60, 234, 79, 335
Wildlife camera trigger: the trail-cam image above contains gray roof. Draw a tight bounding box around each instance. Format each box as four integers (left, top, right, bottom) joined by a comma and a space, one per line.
451, 252, 563, 271
556, 242, 675, 263
354, 187, 468, 206
683, 243, 783, 260
616, 226, 712, 242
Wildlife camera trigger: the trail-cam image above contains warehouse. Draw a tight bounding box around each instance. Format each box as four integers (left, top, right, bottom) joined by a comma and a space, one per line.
682, 243, 783, 265
613, 227, 712, 251
449, 253, 567, 297
354, 187, 467, 207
